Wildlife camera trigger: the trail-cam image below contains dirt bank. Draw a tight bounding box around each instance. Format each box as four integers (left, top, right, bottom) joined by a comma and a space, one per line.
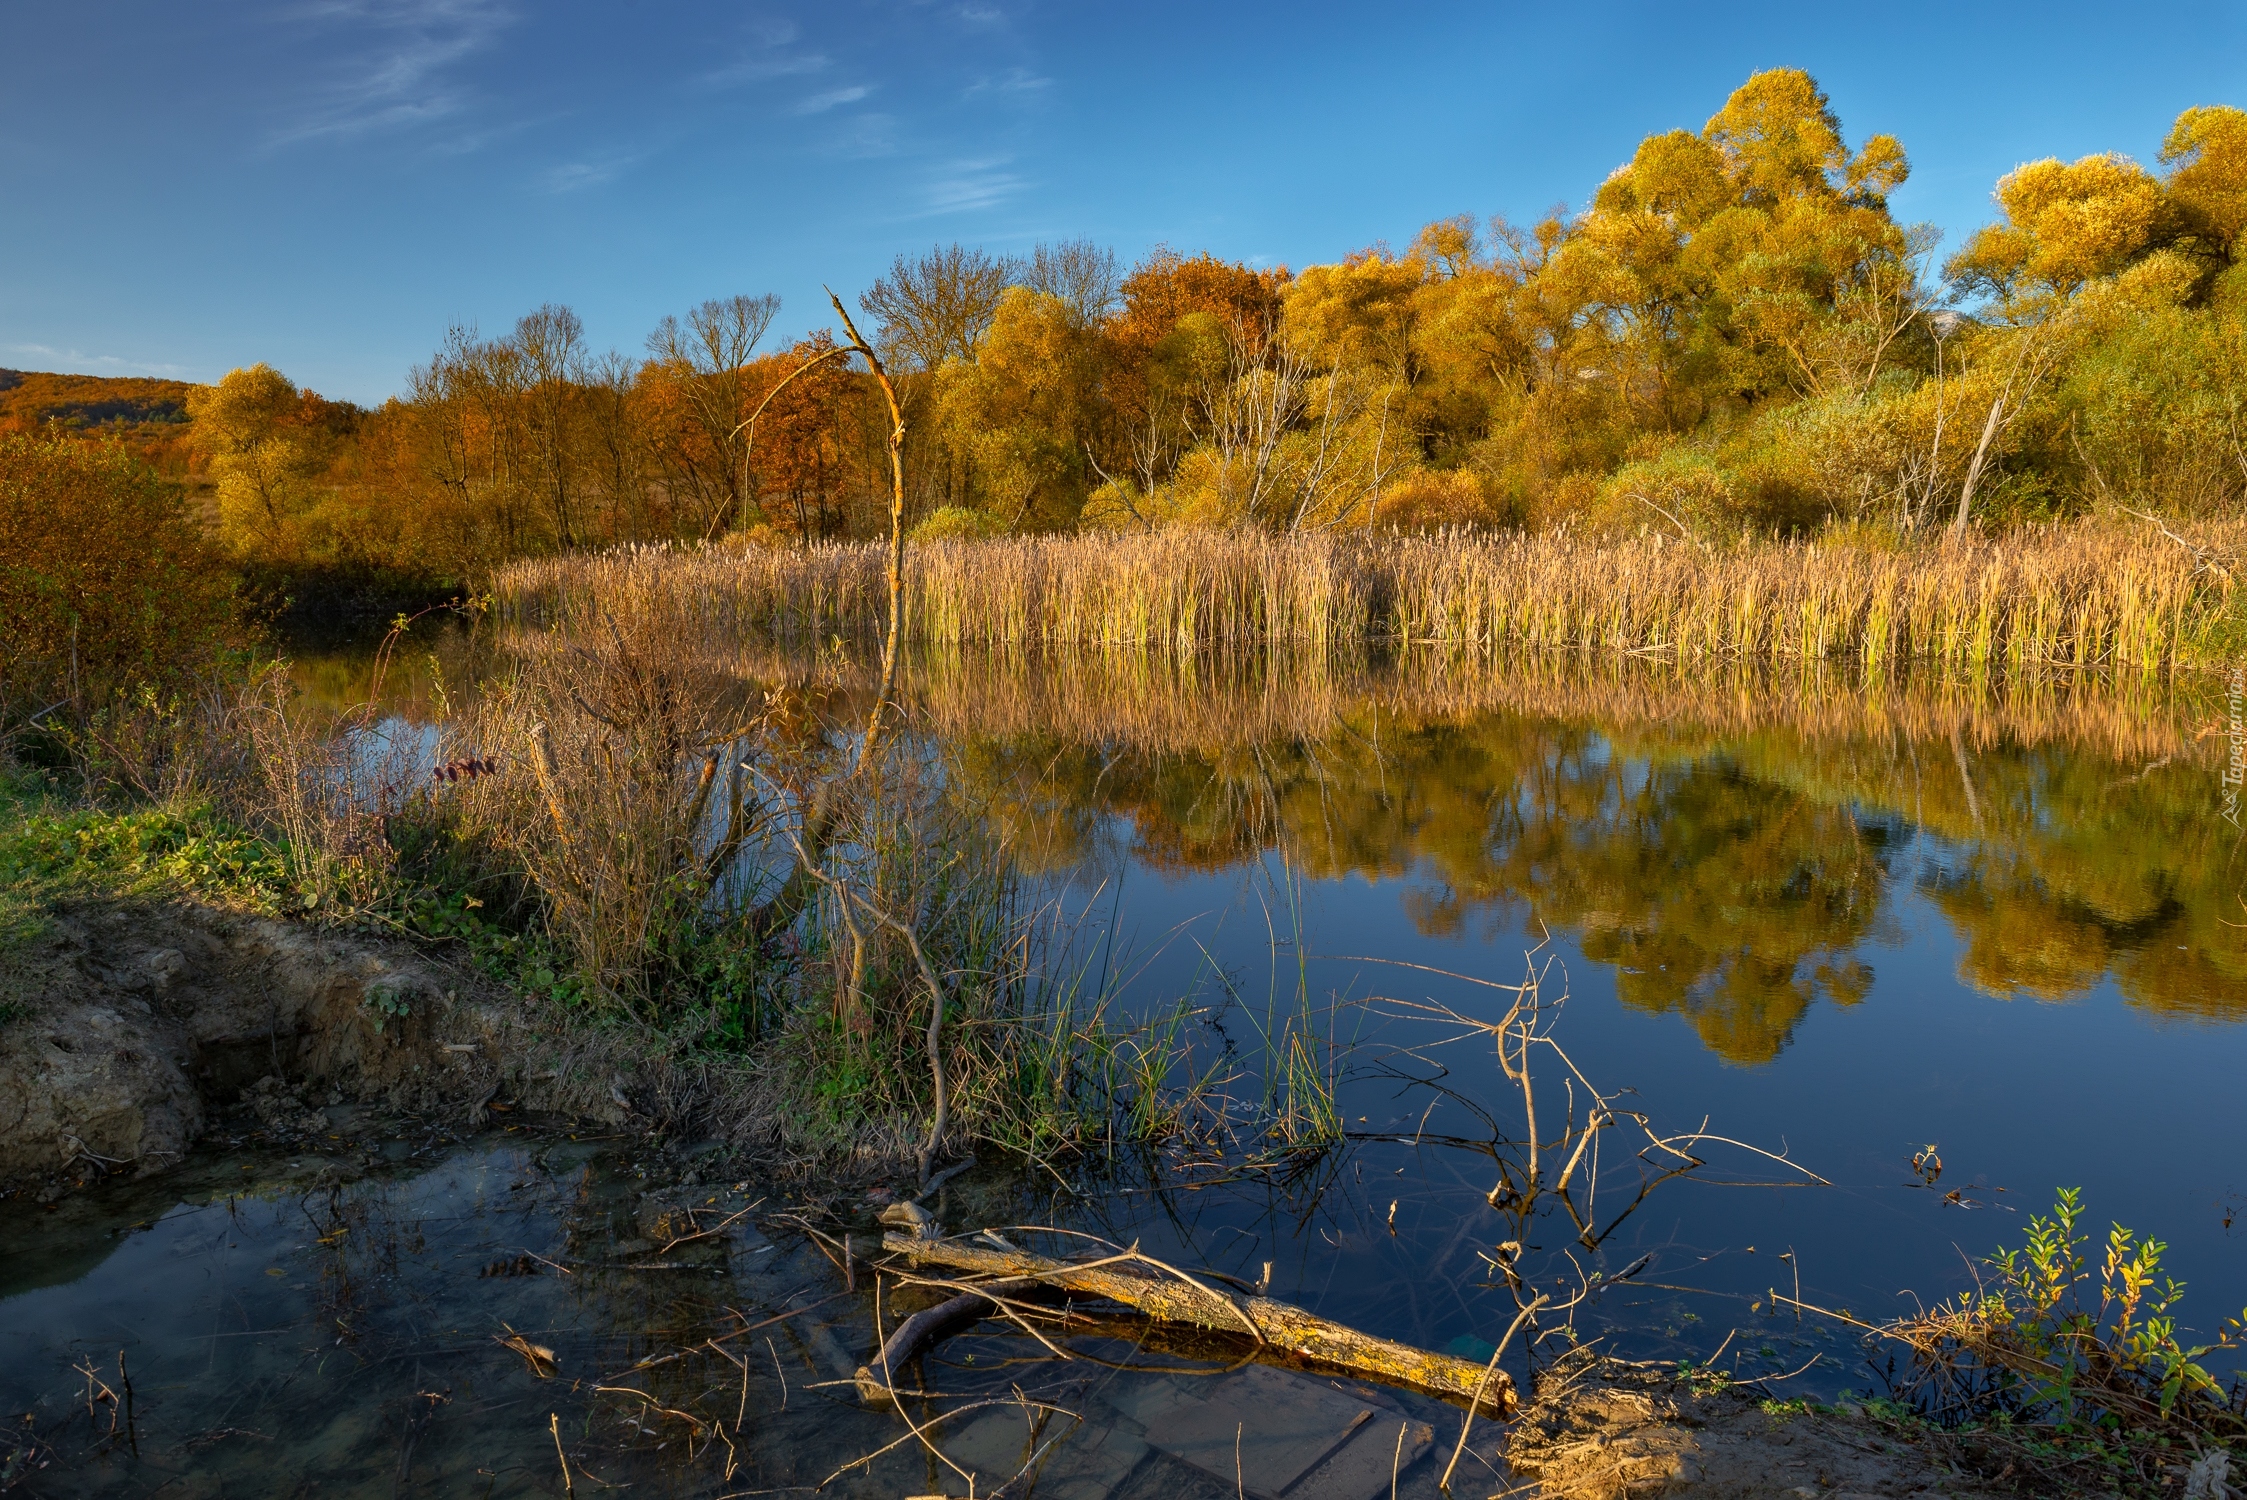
0, 898, 628, 1196
1505, 1352, 2008, 1500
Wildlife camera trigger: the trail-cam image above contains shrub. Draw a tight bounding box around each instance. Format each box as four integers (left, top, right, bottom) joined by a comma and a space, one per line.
1373, 467, 1493, 530
910, 505, 1002, 543
0, 435, 244, 732
1883, 1187, 2247, 1441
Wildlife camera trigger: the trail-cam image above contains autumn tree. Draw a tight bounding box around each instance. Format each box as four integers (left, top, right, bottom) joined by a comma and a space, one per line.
934, 289, 1106, 531
1948, 154, 2174, 304
187, 363, 327, 556
645, 293, 782, 531
746, 333, 860, 539
0, 434, 241, 724
1080, 249, 1290, 519
1555, 68, 1918, 417
2163, 105, 2247, 264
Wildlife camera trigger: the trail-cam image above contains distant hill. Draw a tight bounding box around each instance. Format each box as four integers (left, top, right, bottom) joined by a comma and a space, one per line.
0, 368, 199, 437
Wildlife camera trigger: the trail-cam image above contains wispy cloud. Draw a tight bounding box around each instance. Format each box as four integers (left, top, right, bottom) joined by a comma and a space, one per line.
966, 67, 1051, 97
272, 0, 515, 146
921, 157, 1024, 215
702, 16, 829, 88
3, 342, 196, 379
539, 153, 636, 193
794, 85, 870, 116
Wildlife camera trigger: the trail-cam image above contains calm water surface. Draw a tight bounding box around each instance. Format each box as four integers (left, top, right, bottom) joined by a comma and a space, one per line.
5, 637, 2240, 1491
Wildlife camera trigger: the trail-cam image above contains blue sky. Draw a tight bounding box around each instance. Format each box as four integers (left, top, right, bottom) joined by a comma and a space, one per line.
5, 1, 2242, 403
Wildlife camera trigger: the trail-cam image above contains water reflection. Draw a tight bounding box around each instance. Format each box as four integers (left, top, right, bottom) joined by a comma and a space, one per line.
288, 623, 2247, 1048
940, 661, 2242, 1058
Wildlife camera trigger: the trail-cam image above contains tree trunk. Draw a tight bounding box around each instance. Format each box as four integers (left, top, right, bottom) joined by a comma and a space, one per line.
1951, 396, 2006, 538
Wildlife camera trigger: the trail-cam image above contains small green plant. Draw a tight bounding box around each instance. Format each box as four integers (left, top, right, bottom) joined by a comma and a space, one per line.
0, 797, 293, 912
1881, 1188, 2247, 1454
362, 980, 412, 1034
1972, 1188, 2246, 1425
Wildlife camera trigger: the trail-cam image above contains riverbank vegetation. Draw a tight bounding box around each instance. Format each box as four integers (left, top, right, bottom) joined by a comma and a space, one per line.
0, 608, 1345, 1180
1833, 1188, 2247, 1496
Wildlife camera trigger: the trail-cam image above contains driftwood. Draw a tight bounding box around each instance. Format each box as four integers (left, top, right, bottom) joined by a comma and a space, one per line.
881, 1233, 1515, 1414
853, 1276, 1052, 1405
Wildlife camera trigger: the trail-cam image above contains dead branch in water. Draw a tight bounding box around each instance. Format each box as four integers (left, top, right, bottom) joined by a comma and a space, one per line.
878, 1231, 1514, 1411
853, 1275, 1059, 1405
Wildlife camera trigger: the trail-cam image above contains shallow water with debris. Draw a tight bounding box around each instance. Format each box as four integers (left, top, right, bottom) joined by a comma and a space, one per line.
0, 1126, 1501, 1496
943, 653, 2247, 1402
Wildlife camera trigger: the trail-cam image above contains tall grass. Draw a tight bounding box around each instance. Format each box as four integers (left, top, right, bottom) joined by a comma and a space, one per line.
496, 520, 2243, 674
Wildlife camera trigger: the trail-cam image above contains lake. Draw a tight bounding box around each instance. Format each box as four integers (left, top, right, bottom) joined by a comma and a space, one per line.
5, 632, 2241, 1493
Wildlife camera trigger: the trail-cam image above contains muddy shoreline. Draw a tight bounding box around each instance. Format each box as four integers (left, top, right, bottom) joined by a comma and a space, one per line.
0, 898, 634, 1204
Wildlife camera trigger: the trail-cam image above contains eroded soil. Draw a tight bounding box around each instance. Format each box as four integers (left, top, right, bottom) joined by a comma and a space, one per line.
0, 899, 624, 1200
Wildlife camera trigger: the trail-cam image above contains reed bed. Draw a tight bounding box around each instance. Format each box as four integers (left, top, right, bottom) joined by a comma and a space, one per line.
494, 520, 2243, 672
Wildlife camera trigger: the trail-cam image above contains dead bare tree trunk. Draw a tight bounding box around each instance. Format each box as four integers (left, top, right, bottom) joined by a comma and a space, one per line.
1951, 395, 2005, 538
881, 1233, 1516, 1409
822, 288, 909, 765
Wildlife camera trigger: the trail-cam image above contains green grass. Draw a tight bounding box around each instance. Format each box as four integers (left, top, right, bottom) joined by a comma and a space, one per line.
0, 770, 295, 915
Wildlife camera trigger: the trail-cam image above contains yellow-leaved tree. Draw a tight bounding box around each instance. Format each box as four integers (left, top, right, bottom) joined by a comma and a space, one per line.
186, 363, 323, 559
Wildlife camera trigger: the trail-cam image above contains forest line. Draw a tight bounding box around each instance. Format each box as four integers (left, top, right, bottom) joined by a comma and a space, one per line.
18, 69, 2246, 583
9, 66, 2247, 730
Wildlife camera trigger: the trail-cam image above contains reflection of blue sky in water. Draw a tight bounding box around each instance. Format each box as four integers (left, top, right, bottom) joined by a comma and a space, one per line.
0, 1138, 1503, 1493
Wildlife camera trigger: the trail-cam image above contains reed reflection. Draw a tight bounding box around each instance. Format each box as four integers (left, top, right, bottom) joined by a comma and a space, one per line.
926, 653, 2245, 1061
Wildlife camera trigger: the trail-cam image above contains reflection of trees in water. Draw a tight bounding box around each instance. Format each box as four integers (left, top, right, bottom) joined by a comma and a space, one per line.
1730, 730, 2247, 1019
947, 700, 2246, 1063
1462, 757, 1889, 1066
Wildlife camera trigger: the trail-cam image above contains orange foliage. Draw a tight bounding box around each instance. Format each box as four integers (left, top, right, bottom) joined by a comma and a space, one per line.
745, 334, 858, 539
0, 368, 202, 478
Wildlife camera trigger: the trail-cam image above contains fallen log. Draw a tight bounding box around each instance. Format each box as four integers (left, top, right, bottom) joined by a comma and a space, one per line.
853, 1276, 1051, 1405
879, 1232, 1515, 1414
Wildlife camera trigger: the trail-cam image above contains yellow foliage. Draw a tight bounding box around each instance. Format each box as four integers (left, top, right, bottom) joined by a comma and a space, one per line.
936, 288, 1101, 529
910, 505, 1002, 543
1373, 468, 1491, 530
1950, 153, 2170, 297
1282, 255, 1425, 377
2161, 104, 2247, 258
185, 363, 325, 559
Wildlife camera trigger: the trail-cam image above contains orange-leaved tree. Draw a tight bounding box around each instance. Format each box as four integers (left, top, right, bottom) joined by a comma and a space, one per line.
0, 435, 243, 731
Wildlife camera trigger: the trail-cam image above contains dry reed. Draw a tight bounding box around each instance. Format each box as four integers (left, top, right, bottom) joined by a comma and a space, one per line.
494, 520, 2243, 673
